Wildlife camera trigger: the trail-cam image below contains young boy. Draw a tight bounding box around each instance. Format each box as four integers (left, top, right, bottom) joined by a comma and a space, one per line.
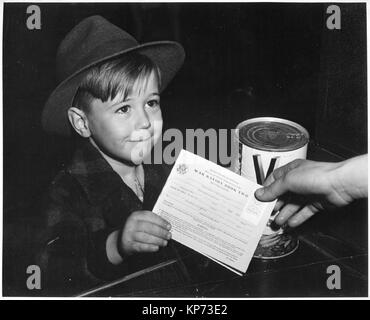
39, 15, 185, 295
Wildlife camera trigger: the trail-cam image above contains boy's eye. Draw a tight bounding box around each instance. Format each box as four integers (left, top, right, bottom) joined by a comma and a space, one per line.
147, 99, 160, 108
116, 105, 130, 114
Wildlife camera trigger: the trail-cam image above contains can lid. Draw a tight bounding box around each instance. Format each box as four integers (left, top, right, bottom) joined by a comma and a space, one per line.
238, 118, 309, 152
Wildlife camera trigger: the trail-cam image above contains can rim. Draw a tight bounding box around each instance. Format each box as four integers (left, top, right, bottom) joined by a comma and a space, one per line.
235, 117, 310, 152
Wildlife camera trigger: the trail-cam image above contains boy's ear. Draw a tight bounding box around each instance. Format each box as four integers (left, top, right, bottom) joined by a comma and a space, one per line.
67, 107, 91, 138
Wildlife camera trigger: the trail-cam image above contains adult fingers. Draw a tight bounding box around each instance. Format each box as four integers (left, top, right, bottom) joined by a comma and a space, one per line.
274, 203, 302, 225
287, 205, 319, 227
273, 198, 287, 212
255, 176, 290, 202
263, 159, 303, 188
255, 159, 304, 202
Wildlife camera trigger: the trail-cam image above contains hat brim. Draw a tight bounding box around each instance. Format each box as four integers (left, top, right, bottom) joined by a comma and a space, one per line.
42, 41, 185, 136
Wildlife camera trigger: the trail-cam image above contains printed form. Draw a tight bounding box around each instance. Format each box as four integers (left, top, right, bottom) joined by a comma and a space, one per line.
153, 149, 276, 275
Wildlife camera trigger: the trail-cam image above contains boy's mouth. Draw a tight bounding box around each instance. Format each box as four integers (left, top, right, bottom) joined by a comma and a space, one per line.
129, 136, 152, 142
129, 130, 152, 142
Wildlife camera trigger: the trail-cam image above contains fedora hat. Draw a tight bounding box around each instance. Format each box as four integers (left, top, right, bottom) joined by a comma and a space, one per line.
42, 15, 185, 136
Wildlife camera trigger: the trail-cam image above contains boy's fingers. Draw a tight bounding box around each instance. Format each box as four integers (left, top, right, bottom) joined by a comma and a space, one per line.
132, 242, 159, 253
133, 232, 168, 247
134, 211, 171, 230
135, 220, 172, 240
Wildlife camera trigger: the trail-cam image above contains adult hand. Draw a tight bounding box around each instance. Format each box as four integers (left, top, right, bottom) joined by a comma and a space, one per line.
254, 154, 368, 227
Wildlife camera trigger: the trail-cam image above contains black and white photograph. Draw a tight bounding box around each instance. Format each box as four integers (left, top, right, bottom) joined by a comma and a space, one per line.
2, 1, 368, 300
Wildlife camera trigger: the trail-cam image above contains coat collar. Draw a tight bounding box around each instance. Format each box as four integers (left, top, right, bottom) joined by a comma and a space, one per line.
67, 141, 168, 208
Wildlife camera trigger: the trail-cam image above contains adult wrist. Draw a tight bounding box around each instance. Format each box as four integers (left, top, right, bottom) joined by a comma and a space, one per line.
334, 155, 368, 201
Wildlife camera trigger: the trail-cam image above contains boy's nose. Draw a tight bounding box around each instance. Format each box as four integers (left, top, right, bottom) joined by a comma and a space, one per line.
135, 110, 151, 130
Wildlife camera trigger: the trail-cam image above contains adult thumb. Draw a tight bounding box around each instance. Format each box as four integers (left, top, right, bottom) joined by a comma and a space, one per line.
255, 179, 287, 202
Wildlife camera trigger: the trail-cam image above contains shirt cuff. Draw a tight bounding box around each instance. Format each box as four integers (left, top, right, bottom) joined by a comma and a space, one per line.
88, 228, 128, 280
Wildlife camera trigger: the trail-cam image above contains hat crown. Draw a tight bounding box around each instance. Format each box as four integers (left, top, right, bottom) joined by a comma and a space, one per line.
43, 15, 185, 136
56, 15, 138, 82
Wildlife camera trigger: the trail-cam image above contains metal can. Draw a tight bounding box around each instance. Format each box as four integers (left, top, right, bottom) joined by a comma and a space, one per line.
232, 117, 309, 259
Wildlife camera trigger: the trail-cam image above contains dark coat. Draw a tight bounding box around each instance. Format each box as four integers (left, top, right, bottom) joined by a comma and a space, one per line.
38, 141, 178, 295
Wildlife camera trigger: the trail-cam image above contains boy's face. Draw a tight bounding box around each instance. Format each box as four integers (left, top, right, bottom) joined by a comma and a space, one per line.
86, 71, 163, 165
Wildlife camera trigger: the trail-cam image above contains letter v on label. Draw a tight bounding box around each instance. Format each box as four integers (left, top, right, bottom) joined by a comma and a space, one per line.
253, 155, 280, 184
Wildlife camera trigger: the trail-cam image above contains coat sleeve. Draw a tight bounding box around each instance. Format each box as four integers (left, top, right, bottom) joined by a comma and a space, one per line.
37, 172, 126, 296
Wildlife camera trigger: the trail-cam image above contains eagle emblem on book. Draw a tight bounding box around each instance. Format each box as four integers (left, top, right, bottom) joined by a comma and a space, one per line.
176, 163, 188, 175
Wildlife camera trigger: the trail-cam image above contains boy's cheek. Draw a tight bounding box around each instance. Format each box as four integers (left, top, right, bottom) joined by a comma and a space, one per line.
153, 123, 163, 145
152, 118, 163, 135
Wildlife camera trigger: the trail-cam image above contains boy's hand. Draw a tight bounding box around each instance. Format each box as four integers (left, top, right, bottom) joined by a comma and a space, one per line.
120, 210, 172, 255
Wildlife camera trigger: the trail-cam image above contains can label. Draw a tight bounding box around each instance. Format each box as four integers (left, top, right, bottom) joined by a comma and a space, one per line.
232, 117, 309, 239
238, 143, 307, 184
232, 117, 309, 185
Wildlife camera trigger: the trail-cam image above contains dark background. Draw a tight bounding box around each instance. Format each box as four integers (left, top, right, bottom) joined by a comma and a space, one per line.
3, 3, 367, 295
